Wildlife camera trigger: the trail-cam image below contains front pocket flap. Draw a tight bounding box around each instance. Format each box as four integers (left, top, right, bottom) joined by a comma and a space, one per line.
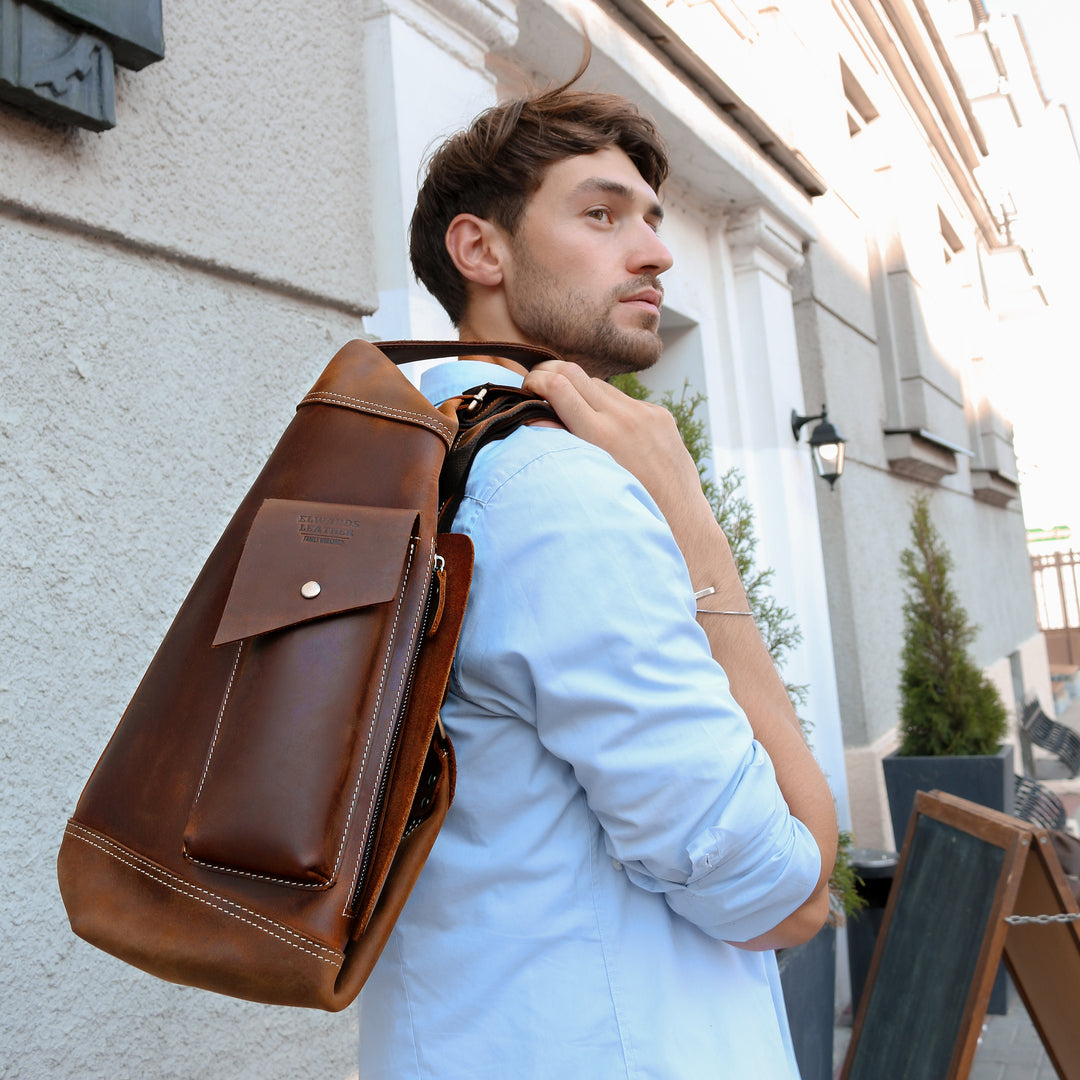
213, 500, 420, 646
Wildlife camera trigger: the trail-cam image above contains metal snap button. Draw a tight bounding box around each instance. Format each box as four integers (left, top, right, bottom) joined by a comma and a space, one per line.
300, 580, 321, 599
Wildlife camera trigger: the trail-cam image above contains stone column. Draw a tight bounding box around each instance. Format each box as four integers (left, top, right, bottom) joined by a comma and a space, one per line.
724, 204, 850, 817
361, 0, 518, 340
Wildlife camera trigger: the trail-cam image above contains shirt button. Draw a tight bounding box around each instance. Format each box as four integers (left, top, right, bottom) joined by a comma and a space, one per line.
611, 858, 623, 871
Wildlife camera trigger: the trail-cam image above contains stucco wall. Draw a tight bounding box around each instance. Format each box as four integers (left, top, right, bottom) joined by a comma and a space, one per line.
789, 12, 1046, 750
0, 0, 375, 311
812, 460, 1039, 755
1, 215, 365, 1080
788, 27, 1048, 852
1, 0, 374, 1073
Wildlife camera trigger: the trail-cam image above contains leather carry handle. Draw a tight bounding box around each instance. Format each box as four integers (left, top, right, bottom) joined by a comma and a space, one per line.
375, 340, 562, 370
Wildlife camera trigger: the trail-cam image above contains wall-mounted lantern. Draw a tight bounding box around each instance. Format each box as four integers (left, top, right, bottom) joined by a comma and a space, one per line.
791, 405, 846, 489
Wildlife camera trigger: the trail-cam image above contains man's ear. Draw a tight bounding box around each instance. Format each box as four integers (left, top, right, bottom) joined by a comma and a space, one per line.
444, 214, 507, 288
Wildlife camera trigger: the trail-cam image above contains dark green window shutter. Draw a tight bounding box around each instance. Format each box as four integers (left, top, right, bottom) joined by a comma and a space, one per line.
0, 0, 163, 131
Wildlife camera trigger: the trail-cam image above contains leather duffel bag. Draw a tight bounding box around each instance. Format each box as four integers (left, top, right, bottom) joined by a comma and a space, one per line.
57, 338, 556, 1010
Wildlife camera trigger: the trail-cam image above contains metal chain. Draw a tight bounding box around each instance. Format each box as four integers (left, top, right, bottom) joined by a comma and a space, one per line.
1005, 912, 1080, 925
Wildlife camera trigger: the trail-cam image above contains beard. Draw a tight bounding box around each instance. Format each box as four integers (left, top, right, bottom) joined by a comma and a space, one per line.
505, 244, 664, 380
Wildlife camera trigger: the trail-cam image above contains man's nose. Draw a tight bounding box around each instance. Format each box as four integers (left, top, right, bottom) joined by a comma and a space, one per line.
628, 223, 674, 276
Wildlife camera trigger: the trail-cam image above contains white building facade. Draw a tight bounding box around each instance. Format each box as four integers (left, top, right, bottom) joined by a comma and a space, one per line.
2, 0, 1064, 1076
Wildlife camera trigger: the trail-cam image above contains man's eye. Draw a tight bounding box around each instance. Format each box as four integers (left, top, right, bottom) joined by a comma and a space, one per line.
586, 208, 613, 224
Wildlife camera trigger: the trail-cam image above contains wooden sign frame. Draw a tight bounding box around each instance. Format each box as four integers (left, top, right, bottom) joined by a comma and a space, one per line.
841, 790, 1080, 1080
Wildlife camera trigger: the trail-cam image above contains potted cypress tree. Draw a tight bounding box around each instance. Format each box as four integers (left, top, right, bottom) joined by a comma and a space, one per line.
880, 491, 1012, 1012
881, 491, 1011, 847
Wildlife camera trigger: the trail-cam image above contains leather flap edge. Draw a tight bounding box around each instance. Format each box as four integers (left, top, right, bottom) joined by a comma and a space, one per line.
213, 500, 419, 646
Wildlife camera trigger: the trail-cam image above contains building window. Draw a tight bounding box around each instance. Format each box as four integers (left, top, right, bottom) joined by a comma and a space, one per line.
939, 207, 964, 265
841, 57, 879, 137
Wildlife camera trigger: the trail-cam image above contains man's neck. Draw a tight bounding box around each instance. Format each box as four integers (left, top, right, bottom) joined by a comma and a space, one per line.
456, 314, 532, 377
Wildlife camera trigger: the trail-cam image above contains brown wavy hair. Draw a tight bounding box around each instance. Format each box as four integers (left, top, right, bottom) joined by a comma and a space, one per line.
409, 69, 669, 326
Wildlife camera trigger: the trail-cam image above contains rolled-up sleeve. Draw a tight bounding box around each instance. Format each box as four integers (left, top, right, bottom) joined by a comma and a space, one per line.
451, 433, 821, 943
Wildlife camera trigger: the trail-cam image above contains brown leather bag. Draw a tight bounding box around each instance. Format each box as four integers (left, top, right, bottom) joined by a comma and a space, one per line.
56, 338, 556, 1010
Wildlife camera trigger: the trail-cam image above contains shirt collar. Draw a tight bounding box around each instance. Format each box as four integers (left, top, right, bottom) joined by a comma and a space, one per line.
419, 359, 524, 407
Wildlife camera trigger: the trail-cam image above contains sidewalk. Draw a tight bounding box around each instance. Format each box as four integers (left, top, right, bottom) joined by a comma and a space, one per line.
832, 697, 1080, 1078
968, 1000, 1057, 1080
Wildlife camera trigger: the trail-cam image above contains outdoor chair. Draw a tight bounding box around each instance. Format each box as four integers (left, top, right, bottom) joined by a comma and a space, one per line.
1012, 774, 1068, 832
1020, 698, 1080, 779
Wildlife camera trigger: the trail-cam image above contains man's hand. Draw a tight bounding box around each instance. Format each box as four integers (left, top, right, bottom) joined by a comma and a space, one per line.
524, 360, 739, 612
523, 361, 707, 528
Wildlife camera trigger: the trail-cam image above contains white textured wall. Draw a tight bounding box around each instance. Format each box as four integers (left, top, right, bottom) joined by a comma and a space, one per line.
0, 0, 375, 311
1, 216, 365, 1080
780, 4, 1053, 855
1, 0, 374, 1074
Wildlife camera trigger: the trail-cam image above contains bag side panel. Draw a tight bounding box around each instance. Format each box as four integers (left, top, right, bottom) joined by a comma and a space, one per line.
352, 532, 471, 930
329, 740, 452, 1008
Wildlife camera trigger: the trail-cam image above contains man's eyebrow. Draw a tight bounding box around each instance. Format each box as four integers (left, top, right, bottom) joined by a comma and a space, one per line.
572, 177, 664, 223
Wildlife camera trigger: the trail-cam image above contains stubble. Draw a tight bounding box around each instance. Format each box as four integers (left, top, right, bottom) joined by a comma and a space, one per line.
506, 244, 664, 379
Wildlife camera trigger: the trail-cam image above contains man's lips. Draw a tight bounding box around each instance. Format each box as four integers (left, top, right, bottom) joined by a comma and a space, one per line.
619, 288, 663, 315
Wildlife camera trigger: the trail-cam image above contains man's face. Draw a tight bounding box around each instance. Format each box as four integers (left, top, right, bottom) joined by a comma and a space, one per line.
501, 146, 673, 379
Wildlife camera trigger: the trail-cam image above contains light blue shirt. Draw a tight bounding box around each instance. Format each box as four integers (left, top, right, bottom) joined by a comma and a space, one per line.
356, 360, 821, 1079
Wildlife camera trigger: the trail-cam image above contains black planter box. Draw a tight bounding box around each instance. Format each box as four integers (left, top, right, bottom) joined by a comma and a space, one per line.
778, 924, 836, 1080
881, 744, 1014, 1013
882, 744, 1014, 848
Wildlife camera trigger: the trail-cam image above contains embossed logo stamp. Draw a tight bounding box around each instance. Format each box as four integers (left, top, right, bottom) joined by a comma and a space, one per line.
296, 513, 359, 546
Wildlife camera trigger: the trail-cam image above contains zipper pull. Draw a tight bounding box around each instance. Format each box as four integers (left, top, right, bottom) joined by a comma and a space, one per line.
426, 555, 447, 637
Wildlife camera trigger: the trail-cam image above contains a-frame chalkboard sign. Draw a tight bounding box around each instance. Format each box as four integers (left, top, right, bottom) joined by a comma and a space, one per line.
842, 790, 1080, 1080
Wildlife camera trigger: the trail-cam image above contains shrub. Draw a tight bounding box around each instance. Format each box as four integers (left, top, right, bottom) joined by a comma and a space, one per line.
897, 492, 1007, 757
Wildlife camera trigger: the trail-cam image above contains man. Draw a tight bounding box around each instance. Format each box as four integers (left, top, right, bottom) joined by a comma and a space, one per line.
357, 79, 838, 1078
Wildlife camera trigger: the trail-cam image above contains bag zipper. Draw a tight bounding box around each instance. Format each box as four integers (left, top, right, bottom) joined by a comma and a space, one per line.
349, 547, 444, 916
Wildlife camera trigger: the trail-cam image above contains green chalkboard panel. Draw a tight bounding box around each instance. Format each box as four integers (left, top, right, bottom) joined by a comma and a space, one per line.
844, 791, 1080, 1080
844, 814, 1005, 1079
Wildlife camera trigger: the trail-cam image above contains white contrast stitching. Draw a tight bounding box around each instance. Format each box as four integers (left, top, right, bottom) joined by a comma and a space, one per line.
64, 822, 341, 966
300, 391, 453, 438
186, 644, 333, 889
336, 544, 414, 875
399, 539, 442, 848
336, 540, 421, 911
191, 644, 243, 808
299, 392, 454, 444
340, 540, 431, 916
183, 855, 330, 889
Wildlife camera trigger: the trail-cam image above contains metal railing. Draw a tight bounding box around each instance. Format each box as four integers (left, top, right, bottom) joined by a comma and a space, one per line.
1031, 549, 1080, 666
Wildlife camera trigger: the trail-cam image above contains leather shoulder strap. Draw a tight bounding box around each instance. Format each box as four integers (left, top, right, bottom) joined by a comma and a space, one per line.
369, 339, 564, 527
437, 386, 559, 531
375, 340, 561, 370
